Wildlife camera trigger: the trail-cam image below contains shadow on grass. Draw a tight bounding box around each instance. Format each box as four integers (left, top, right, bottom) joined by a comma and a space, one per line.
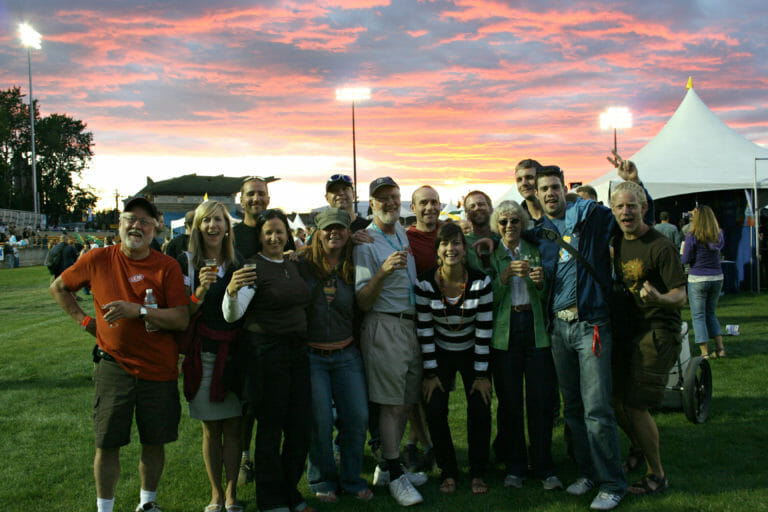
0, 375, 92, 391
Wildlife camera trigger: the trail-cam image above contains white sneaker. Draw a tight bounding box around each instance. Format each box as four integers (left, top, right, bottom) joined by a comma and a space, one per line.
389, 474, 424, 507
542, 475, 564, 490
566, 477, 595, 496
373, 465, 428, 487
590, 491, 623, 510
373, 465, 390, 486
504, 474, 525, 488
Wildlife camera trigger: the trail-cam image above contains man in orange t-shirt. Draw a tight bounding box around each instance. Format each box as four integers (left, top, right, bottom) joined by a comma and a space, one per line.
50, 196, 188, 512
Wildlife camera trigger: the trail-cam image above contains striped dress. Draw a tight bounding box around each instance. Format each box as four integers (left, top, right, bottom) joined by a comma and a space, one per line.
415, 267, 493, 378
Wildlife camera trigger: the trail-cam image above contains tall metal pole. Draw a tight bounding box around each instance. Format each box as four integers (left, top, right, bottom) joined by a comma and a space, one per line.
27, 48, 39, 215
755, 157, 768, 292
352, 100, 358, 216
613, 128, 618, 155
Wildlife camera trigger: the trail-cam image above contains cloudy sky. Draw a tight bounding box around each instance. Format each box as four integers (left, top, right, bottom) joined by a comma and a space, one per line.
2, 0, 767, 212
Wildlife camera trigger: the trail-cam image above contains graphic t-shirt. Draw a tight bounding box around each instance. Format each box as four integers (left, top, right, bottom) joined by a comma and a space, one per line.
551, 217, 578, 312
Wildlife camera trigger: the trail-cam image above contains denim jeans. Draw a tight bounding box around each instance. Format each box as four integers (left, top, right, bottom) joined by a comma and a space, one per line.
491, 311, 558, 479
550, 317, 626, 494
424, 346, 491, 479
307, 346, 369, 494
687, 279, 723, 343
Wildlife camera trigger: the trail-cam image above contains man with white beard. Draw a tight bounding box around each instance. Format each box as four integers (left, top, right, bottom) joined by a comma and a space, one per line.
354, 177, 428, 507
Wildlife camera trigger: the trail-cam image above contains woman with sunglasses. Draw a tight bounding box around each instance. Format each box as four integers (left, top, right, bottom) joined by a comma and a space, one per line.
415, 222, 493, 495
488, 200, 562, 491
222, 209, 315, 512
179, 200, 244, 512
297, 208, 373, 503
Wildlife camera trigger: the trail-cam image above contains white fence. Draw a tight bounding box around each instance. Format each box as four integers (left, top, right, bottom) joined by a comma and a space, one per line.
0, 208, 46, 229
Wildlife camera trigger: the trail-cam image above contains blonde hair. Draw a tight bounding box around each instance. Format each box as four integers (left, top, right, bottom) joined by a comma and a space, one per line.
299, 228, 355, 284
187, 201, 236, 269
691, 205, 720, 244
610, 181, 647, 208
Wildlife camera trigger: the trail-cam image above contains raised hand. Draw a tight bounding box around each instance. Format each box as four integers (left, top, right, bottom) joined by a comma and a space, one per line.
607, 149, 639, 183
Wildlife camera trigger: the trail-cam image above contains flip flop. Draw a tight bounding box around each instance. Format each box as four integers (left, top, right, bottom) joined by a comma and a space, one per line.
439, 477, 457, 494
627, 474, 669, 495
204, 505, 222, 512
471, 477, 489, 495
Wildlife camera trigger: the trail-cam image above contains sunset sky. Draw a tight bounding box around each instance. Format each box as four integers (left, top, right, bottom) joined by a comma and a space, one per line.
2, 0, 767, 212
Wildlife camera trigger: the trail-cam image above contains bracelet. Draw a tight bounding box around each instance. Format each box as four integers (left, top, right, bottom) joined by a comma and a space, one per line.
190, 293, 202, 304
80, 315, 93, 329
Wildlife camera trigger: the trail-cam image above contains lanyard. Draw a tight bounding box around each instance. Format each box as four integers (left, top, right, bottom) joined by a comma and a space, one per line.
370, 223, 416, 306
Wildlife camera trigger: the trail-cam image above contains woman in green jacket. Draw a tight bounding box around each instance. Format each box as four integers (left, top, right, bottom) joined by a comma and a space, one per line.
488, 200, 562, 491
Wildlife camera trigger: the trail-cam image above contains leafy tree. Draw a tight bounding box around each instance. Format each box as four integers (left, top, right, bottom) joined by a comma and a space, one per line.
0, 87, 96, 224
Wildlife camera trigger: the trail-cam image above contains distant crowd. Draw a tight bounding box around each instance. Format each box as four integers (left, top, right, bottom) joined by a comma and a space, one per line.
47, 154, 730, 512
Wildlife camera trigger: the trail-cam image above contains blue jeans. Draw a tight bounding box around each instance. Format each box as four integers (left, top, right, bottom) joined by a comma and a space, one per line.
307, 345, 369, 494
687, 280, 723, 344
550, 317, 626, 494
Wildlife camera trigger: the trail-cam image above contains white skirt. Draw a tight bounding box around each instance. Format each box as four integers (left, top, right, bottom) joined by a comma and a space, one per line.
188, 352, 242, 421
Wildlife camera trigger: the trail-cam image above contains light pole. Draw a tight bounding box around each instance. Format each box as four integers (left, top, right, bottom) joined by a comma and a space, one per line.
19, 23, 42, 215
336, 87, 370, 216
600, 106, 632, 155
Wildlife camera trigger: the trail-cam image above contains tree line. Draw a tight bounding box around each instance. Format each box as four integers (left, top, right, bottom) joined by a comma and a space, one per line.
0, 86, 97, 225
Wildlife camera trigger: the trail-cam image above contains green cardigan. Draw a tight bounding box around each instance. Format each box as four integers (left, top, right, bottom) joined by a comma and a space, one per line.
488, 238, 551, 350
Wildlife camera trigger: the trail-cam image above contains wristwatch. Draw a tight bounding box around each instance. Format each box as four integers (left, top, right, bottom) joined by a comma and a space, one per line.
138, 306, 148, 319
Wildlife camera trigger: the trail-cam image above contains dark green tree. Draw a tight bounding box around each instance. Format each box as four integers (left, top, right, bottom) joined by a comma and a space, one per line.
0, 87, 96, 223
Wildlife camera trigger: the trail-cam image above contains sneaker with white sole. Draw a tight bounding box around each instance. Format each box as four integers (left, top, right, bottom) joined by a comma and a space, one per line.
566, 477, 595, 496
373, 465, 428, 487
389, 474, 423, 507
590, 491, 623, 510
135, 503, 162, 512
542, 475, 564, 490
504, 474, 525, 488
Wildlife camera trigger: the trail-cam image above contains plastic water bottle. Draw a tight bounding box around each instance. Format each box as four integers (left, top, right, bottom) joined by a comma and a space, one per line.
144, 288, 159, 332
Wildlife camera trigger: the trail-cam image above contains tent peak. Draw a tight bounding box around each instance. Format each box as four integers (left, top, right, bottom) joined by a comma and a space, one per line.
686, 76, 694, 90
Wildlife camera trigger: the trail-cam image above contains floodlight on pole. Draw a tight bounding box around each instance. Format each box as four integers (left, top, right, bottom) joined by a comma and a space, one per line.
600, 107, 632, 155
336, 87, 370, 216
19, 23, 42, 215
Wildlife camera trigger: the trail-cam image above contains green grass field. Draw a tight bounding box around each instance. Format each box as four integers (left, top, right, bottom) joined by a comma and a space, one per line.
1, 266, 767, 511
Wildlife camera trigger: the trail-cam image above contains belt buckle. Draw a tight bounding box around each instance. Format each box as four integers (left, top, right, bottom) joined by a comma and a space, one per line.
557, 309, 578, 323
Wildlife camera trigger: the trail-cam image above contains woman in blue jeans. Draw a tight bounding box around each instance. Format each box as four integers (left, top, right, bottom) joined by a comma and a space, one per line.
681, 205, 726, 359
297, 208, 372, 503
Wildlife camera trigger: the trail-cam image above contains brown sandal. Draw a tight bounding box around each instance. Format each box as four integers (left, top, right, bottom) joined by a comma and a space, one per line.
471, 477, 489, 495
439, 477, 457, 494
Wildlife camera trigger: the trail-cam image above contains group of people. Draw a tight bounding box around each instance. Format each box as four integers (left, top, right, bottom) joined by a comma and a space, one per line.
49, 154, 727, 512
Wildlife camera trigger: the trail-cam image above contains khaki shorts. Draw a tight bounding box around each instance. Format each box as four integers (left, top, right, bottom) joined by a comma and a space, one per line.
360, 312, 422, 405
93, 358, 181, 448
614, 328, 681, 409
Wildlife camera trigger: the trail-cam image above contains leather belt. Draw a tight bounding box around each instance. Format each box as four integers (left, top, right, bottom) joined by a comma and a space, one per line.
96, 348, 116, 362
511, 304, 532, 312
381, 311, 416, 322
308, 344, 354, 357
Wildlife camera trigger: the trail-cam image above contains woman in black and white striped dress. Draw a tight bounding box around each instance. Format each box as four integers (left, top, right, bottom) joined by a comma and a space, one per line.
415, 222, 493, 495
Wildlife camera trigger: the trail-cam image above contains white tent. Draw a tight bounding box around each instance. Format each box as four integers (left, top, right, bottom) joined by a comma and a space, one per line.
589, 82, 768, 201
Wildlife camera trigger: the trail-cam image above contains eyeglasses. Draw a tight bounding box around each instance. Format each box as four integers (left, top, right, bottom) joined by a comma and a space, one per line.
241, 175, 269, 184
328, 174, 352, 184
121, 214, 156, 228
498, 218, 521, 227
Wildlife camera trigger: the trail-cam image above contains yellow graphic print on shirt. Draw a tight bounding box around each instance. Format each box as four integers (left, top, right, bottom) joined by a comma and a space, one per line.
559, 235, 573, 262
622, 258, 645, 294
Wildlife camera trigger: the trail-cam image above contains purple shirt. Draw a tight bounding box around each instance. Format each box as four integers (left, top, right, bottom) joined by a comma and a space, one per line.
681, 230, 724, 276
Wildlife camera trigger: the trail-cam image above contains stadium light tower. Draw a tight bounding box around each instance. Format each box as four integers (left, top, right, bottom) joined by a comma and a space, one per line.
19, 23, 42, 215
336, 87, 370, 216
600, 106, 632, 155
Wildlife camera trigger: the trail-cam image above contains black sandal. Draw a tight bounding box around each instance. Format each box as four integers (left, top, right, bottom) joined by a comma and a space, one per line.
627, 473, 669, 495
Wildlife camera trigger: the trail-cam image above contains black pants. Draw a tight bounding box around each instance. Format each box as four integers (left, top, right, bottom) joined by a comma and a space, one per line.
491, 310, 558, 478
247, 336, 311, 511
423, 346, 491, 479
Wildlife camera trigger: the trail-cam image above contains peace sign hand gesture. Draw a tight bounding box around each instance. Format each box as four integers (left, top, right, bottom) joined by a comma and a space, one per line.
607, 149, 640, 183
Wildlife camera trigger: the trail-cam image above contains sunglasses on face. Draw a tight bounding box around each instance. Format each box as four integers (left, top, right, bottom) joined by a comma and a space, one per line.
258, 208, 286, 221
498, 218, 521, 227
328, 174, 353, 184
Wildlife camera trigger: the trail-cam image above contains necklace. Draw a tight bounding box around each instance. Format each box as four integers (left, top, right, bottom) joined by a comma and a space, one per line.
436, 267, 467, 331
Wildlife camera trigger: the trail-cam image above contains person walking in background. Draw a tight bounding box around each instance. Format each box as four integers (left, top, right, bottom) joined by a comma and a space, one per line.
654, 211, 681, 248
298, 208, 373, 503
488, 201, 561, 492
49, 196, 189, 512
178, 201, 244, 512
164, 210, 195, 261
415, 222, 493, 496
681, 205, 726, 359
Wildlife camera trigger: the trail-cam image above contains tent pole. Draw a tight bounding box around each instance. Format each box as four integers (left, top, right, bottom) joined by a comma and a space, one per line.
756, 157, 768, 293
